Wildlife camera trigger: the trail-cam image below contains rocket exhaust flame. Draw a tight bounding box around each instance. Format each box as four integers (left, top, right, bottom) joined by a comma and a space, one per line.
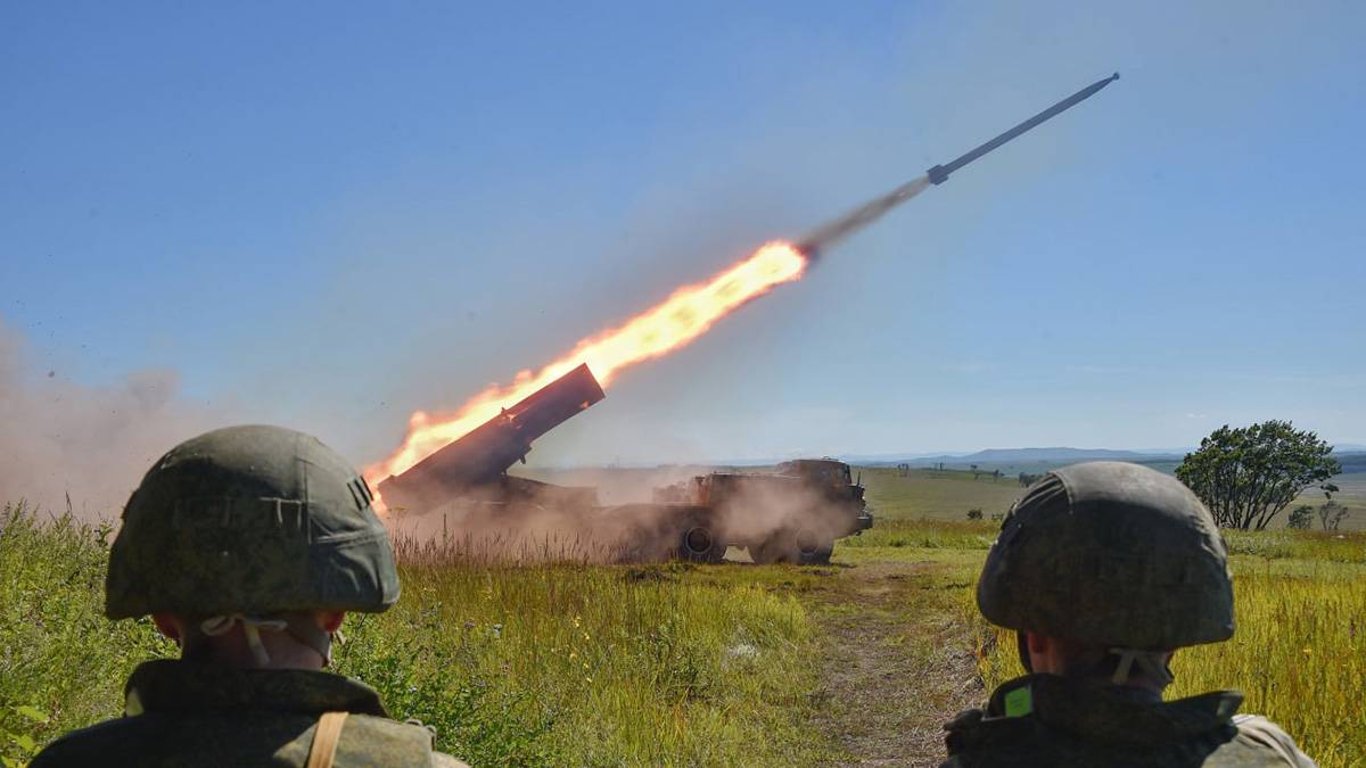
365, 241, 807, 492
367, 74, 1118, 503
366, 176, 944, 497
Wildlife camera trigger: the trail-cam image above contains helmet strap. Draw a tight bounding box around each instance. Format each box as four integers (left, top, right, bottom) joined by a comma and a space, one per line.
1107, 647, 1174, 687
282, 614, 335, 667
193, 613, 333, 667
1016, 631, 1033, 673
200, 614, 288, 666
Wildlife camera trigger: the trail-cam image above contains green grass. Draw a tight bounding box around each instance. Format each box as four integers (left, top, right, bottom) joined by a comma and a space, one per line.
841, 518, 997, 551
0, 504, 825, 767
340, 553, 823, 766
5, 498, 1361, 767
0, 505, 175, 767
971, 530, 1366, 768
857, 467, 1027, 522
858, 465, 1366, 530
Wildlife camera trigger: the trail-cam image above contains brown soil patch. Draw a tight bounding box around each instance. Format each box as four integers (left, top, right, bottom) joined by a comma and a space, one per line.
803, 560, 984, 767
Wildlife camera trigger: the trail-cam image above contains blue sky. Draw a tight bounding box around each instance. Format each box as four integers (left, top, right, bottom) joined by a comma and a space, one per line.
3, 1, 1364, 488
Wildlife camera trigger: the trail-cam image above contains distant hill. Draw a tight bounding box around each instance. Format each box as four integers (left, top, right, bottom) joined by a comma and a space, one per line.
1335, 451, 1366, 474
851, 447, 1183, 468
848, 447, 1366, 476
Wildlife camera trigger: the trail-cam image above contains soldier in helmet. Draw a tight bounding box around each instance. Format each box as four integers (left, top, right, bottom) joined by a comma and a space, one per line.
31, 425, 469, 768
943, 461, 1315, 767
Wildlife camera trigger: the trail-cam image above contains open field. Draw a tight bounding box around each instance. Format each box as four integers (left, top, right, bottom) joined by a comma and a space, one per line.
0, 504, 822, 766
973, 531, 1366, 768
4, 501, 1362, 767
530, 462, 1365, 530
856, 467, 1027, 522
857, 465, 1366, 531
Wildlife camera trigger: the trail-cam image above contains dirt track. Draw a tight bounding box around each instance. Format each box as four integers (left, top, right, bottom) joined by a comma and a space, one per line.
803, 560, 984, 767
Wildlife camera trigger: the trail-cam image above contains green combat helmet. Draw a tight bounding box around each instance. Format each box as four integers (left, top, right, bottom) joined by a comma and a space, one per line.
107, 425, 400, 622
977, 461, 1233, 655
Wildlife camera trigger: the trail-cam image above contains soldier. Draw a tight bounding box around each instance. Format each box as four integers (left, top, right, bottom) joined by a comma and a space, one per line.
31, 425, 469, 768
943, 461, 1316, 767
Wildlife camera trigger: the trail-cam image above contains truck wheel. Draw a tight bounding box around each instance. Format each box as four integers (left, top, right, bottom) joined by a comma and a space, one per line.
678, 525, 726, 563
795, 529, 834, 565
749, 540, 783, 565
797, 543, 834, 565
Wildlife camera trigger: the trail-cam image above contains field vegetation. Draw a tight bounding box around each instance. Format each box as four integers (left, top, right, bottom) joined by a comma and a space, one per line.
0, 503, 823, 767
4, 469, 1363, 767
966, 526, 1366, 768
859, 473, 1365, 768
861, 464, 1364, 529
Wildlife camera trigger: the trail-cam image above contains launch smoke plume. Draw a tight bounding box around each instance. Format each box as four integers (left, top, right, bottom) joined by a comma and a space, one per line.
797, 176, 931, 257
0, 320, 217, 520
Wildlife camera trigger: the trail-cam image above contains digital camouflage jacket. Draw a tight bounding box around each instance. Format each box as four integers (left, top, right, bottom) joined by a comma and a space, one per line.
941, 674, 1316, 768
30, 660, 469, 768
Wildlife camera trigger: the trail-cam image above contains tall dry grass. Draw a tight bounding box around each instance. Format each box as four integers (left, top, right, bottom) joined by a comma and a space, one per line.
969, 533, 1366, 768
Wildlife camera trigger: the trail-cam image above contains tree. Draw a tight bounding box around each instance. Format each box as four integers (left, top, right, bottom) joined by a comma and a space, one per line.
966, 508, 984, 521
1176, 420, 1340, 530
1286, 505, 1314, 530
1317, 500, 1350, 532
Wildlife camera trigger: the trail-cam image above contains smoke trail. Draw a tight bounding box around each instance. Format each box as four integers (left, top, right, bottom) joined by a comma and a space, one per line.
798, 175, 931, 258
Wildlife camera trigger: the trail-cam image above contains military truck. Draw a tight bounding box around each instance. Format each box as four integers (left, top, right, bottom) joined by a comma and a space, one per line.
378, 363, 872, 564
651, 459, 873, 564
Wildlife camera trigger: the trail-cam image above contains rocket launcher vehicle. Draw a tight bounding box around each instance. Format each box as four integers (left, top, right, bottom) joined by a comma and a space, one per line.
376, 363, 606, 514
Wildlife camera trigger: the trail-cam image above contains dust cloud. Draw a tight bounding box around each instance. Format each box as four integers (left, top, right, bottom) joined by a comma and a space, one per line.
385, 463, 863, 565
0, 320, 220, 521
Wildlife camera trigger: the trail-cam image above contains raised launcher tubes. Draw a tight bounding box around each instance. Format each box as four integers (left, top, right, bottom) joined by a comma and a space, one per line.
376, 363, 606, 514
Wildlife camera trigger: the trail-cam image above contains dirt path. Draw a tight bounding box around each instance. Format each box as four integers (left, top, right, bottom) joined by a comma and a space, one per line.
802, 559, 985, 767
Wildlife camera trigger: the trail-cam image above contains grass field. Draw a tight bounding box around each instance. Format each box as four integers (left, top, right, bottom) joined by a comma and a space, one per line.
0, 504, 823, 766
857, 465, 1366, 531
971, 530, 1366, 768
4, 495, 1361, 767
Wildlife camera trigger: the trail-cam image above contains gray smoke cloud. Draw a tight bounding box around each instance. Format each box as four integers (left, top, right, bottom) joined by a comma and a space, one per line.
385, 463, 860, 566
0, 319, 220, 521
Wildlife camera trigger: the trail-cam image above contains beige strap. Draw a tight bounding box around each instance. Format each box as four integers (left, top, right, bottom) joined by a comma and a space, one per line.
306, 711, 350, 768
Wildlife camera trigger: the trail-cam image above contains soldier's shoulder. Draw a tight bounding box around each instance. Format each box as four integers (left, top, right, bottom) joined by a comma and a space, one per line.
345, 714, 468, 767
336, 714, 470, 767
1230, 715, 1317, 767
29, 716, 156, 767
431, 751, 471, 768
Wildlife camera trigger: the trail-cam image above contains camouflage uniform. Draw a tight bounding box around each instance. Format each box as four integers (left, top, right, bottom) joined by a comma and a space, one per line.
32, 660, 468, 768
948, 462, 1316, 768
941, 674, 1315, 767
30, 425, 469, 768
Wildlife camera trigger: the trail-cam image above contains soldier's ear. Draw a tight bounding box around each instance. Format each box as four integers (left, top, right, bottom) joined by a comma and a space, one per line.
1024, 632, 1051, 657
318, 611, 346, 633
151, 613, 183, 644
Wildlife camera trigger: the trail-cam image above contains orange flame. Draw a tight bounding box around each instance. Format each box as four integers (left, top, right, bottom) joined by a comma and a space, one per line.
365, 241, 807, 491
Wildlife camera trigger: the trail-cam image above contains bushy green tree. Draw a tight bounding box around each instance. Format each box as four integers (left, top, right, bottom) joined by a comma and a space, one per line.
1176, 420, 1340, 530
1286, 505, 1314, 530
